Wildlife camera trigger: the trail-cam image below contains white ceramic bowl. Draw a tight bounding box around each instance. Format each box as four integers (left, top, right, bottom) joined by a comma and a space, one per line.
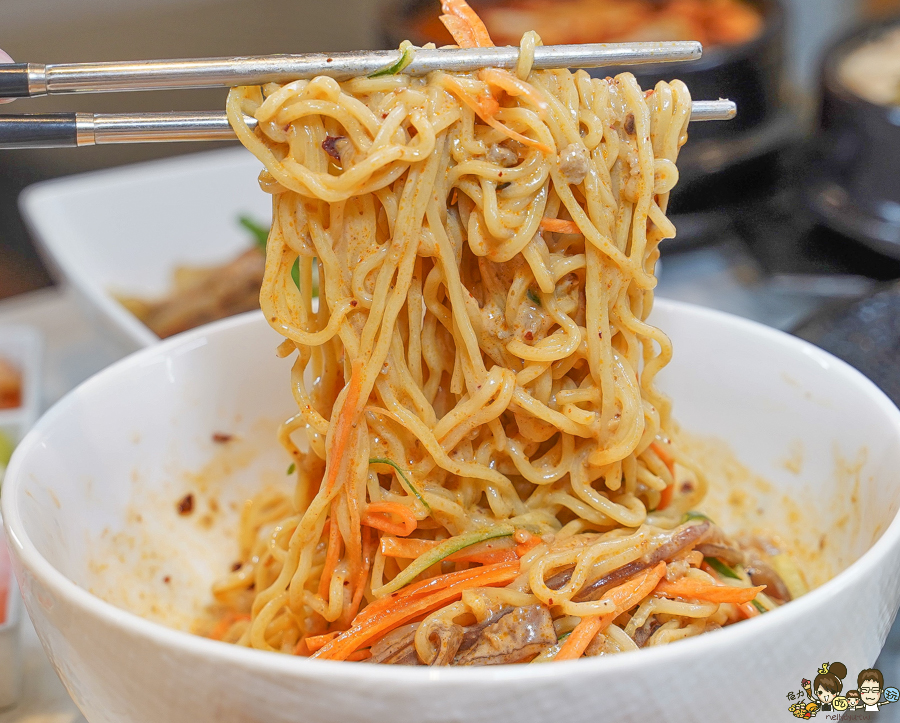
4, 301, 900, 723
19, 147, 270, 350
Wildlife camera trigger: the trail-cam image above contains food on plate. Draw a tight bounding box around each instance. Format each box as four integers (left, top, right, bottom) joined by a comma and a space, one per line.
413, 0, 763, 49
197, 0, 802, 664
839, 25, 900, 107
116, 217, 268, 339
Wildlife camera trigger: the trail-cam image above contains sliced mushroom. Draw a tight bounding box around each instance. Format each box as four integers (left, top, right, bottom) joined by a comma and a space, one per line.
744, 557, 792, 603
574, 520, 712, 602
367, 623, 422, 665
695, 543, 745, 568
421, 620, 464, 666
632, 616, 662, 648
458, 606, 514, 654
455, 605, 556, 666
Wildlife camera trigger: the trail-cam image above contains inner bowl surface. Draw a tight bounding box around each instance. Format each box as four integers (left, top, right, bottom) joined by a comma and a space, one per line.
4, 301, 900, 723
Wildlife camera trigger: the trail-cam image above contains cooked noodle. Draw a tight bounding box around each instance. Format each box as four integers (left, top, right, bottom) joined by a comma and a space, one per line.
203, 0, 800, 663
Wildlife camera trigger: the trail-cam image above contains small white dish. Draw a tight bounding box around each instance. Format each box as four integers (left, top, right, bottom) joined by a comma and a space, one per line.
19, 147, 270, 349
3, 301, 900, 723
0, 325, 43, 484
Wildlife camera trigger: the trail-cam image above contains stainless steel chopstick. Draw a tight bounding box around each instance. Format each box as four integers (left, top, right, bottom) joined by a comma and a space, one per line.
0, 42, 702, 98
0, 101, 737, 149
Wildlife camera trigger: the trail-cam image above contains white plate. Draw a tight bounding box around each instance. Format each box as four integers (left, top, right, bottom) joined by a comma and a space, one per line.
20, 147, 270, 349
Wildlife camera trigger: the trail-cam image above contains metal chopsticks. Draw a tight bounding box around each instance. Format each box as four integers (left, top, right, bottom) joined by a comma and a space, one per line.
0, 41, 739, 149
0, 42, 701, 97
0, 102, 737, 149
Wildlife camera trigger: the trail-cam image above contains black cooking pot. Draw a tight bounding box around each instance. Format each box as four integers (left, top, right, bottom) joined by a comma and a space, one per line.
380, 0, 788, 186
803, 17, 900, 258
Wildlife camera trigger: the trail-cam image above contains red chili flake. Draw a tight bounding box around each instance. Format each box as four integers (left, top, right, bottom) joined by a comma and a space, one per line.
350, 299, 358, 307
598, 331, 603, 339
524, 331, 534, 341
231, 562, 243, 572
177, 494, 194, 516
212, 432, 233, 443
624, 114, 636, 135
322, 135, 346, 161
163, 576, 171, 584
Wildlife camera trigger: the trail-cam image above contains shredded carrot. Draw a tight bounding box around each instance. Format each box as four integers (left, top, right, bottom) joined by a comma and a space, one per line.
440, 0, 494, 48
554, 562, 666, 661
381, 537, 436, 559
317, 514, 343, 599
380, 535, 516, 565
362, 502, 417, 537
440, 74, 551, 153
314, 561, 519, 660
358, 560, 520, 624
515, 535, 542, 558
649, 441, 676, 510
657, 483, 674, 511
480, 68, 549, 114
346, 649, 372, 662
603, 561, 667, 611
305, 631, 340, 652
463, 548, 519, 565
738, 601, 761, 619
554, 612, 615, 661
322, 360, 364, 497
655, 577, 766, 605
650, 441, 676, 476
540, 218, 582, 234
208, 612, 250, 642
343, 526, 378, 624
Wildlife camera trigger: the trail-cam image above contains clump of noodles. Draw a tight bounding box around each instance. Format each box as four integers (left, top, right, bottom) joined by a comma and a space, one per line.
202, 6, 780, 663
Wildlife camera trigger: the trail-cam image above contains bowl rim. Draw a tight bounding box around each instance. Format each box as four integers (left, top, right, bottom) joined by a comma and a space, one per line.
5, 300, 900, 684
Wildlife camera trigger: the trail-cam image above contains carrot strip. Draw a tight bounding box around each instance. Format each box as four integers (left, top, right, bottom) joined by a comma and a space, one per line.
554, 562, 667, 661
346, 649, 372, 662
380, 536, 519, 562
657, 483, 674, 511
738, 601, 761, 619
440, 75, 551, 153
314, 562, 519, 660
361, 502, 417, 537
354, 561, 519, 626
322, 360, 364, 497
515, 534, 542, 558
480, 68, 549, 113
440, 0, 494, 48
381, 537, 437, 559
344, 526, 378, 624
208, 613, 250, 642
554, 612, 615, 661
540, 218, 582, 235
650, 441, 676, 510
655, 577, 766, 605
650, 441, 676, 475
305, 631, 340, 652
603, 561, 667, 611
317, 514, 343, 599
